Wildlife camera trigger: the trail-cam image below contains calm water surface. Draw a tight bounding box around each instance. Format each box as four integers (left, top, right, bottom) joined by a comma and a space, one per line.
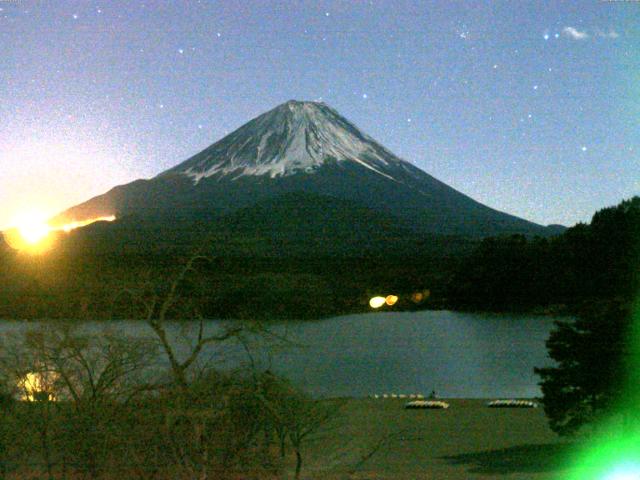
0, 311, 563, 398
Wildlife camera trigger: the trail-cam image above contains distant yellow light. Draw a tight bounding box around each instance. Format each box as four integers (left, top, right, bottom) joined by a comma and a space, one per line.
411, 290, 430, 303
369, 296, 387, 309
385, 295, 399, 306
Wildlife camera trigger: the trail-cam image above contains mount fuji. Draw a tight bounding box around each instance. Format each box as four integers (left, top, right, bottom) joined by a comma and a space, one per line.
53, 100, 558, 239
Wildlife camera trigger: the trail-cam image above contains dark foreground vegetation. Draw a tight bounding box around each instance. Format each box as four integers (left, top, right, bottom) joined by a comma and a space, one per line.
0, 333, 571, 480
0, 318, 342, 479
0, 393, 575, 479
0, 196, 636, 320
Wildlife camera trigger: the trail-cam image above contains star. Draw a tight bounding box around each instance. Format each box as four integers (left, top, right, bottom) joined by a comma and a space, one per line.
533, 85, 539, 90
178, 48, 184, 54
581, 146, 588, 152
198, 124, 203, 129
407, 118, 412, 123
97, 8, 102, 14
554, 33, 560, 39
493, 64, 498, 69
325, 12, 330, 17
362, 93, 368, 99
216, 32, 221, 37
158, 103, 164, 109
457, 24, 470, 40
72, 14, 78, 20
543, 33, 550, 40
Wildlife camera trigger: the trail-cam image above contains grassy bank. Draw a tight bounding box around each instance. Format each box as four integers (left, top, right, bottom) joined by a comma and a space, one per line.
294, 398, 576, 479
0, 397, 582, 479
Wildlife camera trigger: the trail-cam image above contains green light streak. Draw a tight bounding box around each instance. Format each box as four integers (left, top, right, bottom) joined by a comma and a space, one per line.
561, 244, 640, 478
563, 424, 640, 479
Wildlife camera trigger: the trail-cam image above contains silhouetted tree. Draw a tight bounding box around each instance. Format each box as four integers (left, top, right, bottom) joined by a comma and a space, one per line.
535, 301, 631, 435
447, 196, 640, 311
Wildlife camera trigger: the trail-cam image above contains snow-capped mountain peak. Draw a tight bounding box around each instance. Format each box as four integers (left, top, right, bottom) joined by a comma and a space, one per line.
164, 100, 408, 184
53, 100, 554, 238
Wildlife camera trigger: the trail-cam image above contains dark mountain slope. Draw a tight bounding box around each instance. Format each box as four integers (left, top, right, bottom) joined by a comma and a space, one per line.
52, 100, 558, 238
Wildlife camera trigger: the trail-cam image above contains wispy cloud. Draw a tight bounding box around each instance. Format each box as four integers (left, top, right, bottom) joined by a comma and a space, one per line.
596, 29, 620, 39
562, 27, 589, 40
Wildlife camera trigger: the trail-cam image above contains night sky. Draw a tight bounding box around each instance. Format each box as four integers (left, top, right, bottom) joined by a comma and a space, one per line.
1, 0, 637, 229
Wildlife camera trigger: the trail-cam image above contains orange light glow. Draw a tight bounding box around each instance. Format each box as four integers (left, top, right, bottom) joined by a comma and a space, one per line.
18, 371, 57, 402
60, 215, 116, 232
19, 218, 50, 245
385, 295, 399, 306
2, 213, 116, 253
3, 212, 55, 253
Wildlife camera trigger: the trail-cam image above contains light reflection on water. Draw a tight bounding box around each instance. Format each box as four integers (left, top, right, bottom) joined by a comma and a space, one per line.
0, 311, 563, 398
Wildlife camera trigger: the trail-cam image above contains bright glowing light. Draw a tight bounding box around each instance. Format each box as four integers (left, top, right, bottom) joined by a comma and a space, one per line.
369, 296, 386, 309
385, 295, 399, 306
2, 211, 56, 253
60, 215, 116, 232
562, 421, 640, 480
2, 213, 116, 253
15, 212, 50, 245
18, 371, 57, 402
603, 463, 640, 480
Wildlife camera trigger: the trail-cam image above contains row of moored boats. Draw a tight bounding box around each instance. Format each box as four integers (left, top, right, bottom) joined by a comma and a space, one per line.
369, 395, 538, 409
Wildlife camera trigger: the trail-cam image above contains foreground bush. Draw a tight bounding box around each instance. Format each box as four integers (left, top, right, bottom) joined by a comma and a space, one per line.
0, 323, 338, 479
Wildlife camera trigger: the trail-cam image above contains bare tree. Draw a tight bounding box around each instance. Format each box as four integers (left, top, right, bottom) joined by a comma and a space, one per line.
113, 255, 277, 480
255, 374, 343, 480
0, 330, 60, 478
0, 322, 158, 478
0, 255, 343, 479
114, 255, 244, 391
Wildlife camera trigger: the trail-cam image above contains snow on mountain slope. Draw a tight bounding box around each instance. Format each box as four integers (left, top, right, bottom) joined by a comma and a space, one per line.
53, 99, 557, 238
163, 100, 412, 183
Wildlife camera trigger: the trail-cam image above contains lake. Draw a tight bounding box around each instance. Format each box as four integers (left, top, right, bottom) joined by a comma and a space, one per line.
0, 310, 563, 398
